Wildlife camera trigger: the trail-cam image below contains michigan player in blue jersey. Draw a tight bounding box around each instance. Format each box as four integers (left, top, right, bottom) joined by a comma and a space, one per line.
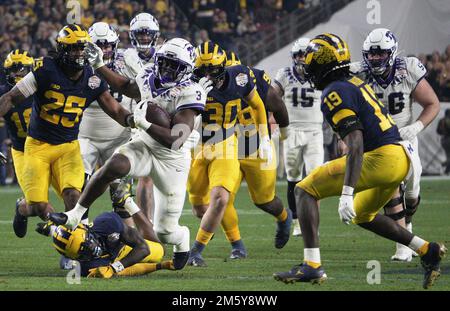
0, 49, 58, 237
192, 51, 292, 259
36, 211, 172, 278
186, 42, 272, 266
273, 33, 446, 289
0, 24, 134, 238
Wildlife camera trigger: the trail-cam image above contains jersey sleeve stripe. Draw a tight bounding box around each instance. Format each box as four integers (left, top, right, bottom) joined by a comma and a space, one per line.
177, 103, 205, 111
332, 108, 356, 125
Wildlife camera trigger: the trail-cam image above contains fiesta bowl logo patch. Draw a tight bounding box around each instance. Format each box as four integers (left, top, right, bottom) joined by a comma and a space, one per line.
235, 73, 248, 87
88, 76, 101, 89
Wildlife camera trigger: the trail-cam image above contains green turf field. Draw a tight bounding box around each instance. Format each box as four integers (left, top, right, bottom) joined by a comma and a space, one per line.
0, 179, 448, 291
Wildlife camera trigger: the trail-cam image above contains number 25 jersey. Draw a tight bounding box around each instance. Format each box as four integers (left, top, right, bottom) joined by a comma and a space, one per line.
275, 66, 322, 131
28, 57, 108, 144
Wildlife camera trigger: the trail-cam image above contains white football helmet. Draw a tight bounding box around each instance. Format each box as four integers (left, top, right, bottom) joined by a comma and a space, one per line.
88, 22, 119, 65
155, 38, 195, 88
129, 13, 160, 53
291, 37, 310, 74
362, 28, 398, 75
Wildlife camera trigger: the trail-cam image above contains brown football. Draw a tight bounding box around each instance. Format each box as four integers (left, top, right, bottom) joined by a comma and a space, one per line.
145, 103, 171, 128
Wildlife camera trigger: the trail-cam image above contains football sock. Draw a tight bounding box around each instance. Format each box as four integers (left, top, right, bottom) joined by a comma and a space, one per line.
191, 240, 206, 254
221, 199, 241, 242
304, 248, 321, 268
276, 208, 288, 222
192, 228, 214, 254
124, 197, 141, 216
287, 181, 299, 219
65, 203, 88, 227
231, 239, 245, 250
408, 236, 429, 256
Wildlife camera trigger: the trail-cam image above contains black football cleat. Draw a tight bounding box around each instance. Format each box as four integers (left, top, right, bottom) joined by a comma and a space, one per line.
275, 209, 292, 249
230, 247, 247, 259
421, 242, 447, 289
273, 263, 327, 284
187, 252, 207, 267
35, 221, 54, 236
13, 198, 27, 238
172, 251, 190, 270
48, 212, 68, 226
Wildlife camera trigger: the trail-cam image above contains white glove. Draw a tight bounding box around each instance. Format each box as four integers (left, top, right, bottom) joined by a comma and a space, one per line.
133, 102, 152, 131
198, 77, 213, 94
398, 121, 424, 142
279, 127, 290, 141
338, 186, 356, 224
85, 42, 104, 70
259, 135, 273, 163
0, 151, 7, 165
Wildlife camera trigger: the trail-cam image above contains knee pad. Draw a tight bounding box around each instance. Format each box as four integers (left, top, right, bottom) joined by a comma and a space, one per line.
405, 195, 420, 224
383, 186, 406, 221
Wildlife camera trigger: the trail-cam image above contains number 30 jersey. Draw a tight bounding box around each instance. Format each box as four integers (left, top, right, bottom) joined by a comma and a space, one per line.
26, 57, 108, 144
350, 57, 426, 128
274, 66, 322, 131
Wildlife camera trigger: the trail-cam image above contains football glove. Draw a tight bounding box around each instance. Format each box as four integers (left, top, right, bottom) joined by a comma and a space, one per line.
87, 266, 115, 279
338, 186, 355, 224
198, 77, 213, 94
399, 121, 424, 142
85, 42, 104, 70
0, 151, 6, 166
259, 135, 273, 163
134, 102, 152, 131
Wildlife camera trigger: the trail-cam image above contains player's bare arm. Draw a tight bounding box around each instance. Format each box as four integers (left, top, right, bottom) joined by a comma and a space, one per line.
412, 78, 440, 127
0, 86, 27, 116
145, 108, 198, 149
265, 85, 289, 128
342, 130, 364, 188
272, 80, 285, 98
131, 211, 161, 243
96, 66, 141, 100
118, 224, 150, 268
97, 90, 135, 127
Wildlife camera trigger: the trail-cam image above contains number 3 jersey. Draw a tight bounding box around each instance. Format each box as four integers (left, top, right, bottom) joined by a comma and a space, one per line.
135, 65, 206, 158
350, 56, 426, 128
274, 66, 322, 131
17, 57, 108, 144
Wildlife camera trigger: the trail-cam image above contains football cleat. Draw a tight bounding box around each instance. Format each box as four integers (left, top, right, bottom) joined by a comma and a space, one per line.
230, 247, 247, 259
13, 198, 27, 238
48, 212, 68, 226
275, 209, 292, 248
35, 221, 54, 236
420, 242, 447, 289
391, 243, 413, 262
111, 177, 133, 218
172, 251, 190, 270
292, 218, 302, 237
273, 263, 327, 284
187, 252, 207, 267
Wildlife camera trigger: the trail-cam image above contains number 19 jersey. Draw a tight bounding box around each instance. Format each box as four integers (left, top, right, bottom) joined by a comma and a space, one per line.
275, 66, 322, 131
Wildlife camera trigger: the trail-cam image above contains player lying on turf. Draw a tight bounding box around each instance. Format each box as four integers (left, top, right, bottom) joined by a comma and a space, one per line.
273, 33, 446, 289
37, 210, 174, 278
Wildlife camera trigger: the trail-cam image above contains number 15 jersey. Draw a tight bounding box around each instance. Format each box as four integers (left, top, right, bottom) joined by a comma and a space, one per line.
275, 66, 322, 131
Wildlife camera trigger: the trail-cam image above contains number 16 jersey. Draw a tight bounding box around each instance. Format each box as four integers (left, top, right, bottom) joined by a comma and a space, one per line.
274, 66, 322, 131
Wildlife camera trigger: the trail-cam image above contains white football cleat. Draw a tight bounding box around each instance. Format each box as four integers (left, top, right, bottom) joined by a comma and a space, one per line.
391, 242, 413, 262
292, 219, 302, 237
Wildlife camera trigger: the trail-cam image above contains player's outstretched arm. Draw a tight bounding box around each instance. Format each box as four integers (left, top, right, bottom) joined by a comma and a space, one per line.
245, 88, 269, 136
0, 86, 27, 117
97, 90, 135, 128
131, 211, 161, 243
96, 66, 141, 100
265, 85, 290, 137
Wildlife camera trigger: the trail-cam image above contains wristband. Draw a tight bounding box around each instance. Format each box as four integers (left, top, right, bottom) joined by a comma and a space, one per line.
342, 185, 354, 196
110, 261, 125, 273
